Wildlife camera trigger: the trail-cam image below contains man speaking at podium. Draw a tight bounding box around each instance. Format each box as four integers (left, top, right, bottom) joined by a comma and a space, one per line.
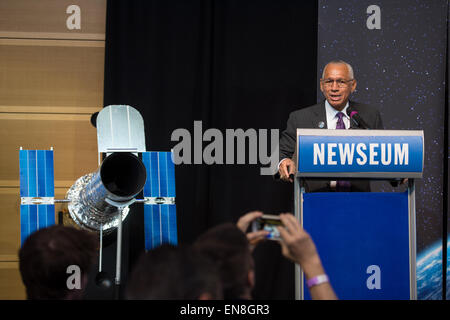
278, 60, 384, 192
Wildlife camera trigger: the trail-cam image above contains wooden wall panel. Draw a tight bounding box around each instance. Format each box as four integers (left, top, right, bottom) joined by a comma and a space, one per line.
0, 262, 26, 300
0, 188, 20, 256
0, 0, 106, 38
0, 42, 105, 109
0, 115, 99, 185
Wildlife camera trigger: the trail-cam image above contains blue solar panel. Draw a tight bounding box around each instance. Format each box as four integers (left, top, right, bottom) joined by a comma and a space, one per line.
142, 152, 177, 250
142, 152, 158, 198
20, 204, 30, 245
20, 204, 56, 244
20, 150, 54, 198
143, 204, 178, 250
37, 151, 46, 197
45, 151, 54, 197
19, 149, 55, 245
143, 152, 176, 198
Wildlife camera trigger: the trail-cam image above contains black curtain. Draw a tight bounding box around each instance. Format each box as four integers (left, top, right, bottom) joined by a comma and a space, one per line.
102, 0, 318, 299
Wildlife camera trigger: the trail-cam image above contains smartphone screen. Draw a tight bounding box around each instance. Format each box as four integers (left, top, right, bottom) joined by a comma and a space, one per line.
252, 214, 283, 241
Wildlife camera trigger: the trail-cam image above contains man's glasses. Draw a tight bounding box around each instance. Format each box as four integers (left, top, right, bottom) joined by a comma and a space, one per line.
321, 79, 354, 88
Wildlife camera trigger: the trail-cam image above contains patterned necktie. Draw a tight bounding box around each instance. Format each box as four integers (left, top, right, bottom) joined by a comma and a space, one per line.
336, 112, 346, 129
335, 112, 351, 191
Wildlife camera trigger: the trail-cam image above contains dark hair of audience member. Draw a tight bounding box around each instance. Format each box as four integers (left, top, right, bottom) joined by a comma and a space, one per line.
19, 225, 98, 300
125, 244, 223, 300
193, 223, 254, 300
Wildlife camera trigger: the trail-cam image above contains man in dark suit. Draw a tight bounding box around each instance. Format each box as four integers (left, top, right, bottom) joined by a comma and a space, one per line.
278, 60, 384, 192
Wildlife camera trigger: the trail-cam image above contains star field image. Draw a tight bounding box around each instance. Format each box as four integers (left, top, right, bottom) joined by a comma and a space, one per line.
317, 0, 448, 299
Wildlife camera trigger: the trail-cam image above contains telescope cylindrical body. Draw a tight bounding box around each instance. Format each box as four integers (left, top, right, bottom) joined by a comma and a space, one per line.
66, 152, 147, 233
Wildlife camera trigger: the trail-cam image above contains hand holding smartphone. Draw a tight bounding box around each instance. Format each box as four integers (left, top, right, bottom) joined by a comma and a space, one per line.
251, 214, 283, 241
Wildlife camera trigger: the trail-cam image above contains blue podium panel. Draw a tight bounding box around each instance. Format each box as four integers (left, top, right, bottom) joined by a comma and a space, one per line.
302, 192, 410, 300
142, 152, 177, 250
19, 150, 55, 245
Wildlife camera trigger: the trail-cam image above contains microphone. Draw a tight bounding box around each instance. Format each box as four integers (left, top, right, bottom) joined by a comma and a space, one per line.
346, 106, 370, 129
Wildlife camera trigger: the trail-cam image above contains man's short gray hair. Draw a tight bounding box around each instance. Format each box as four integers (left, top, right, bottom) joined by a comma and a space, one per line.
322, 60, 354, 79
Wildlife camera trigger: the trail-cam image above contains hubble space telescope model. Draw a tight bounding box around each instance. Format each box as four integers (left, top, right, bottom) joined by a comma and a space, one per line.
19, 105, 177, 288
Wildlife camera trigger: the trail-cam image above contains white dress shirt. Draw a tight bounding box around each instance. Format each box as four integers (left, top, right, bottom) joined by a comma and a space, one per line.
325, 100, 350, 129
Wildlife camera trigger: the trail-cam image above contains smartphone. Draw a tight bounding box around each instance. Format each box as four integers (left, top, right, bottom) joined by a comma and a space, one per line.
251, 214, 283, 241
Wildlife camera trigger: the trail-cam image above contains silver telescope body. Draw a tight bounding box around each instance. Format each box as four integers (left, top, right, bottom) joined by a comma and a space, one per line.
66, 152, 147, 233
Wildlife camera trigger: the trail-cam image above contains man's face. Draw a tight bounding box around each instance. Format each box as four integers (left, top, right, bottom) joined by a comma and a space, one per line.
320, 63, 357, 111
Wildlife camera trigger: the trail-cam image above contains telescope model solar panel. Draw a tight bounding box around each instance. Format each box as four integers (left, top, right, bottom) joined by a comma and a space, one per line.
142, 151, 177, 250
19, 149, 55, 245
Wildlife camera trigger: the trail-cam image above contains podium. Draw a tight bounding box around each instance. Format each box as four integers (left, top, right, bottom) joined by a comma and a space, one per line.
294, 129, 424, 300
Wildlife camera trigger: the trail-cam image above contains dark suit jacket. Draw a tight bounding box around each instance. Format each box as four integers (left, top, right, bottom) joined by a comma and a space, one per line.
279, 100, 384, 192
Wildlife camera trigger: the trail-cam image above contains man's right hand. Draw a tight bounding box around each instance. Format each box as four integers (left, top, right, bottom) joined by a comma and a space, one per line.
278, 158, 296, 182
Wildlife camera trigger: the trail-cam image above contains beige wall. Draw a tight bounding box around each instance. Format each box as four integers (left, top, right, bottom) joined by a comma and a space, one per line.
0, 0, 106, 299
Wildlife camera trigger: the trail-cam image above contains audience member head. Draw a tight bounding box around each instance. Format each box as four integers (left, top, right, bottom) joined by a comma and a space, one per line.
19, 225, 98, 300
125, 244, 222, 300
194, 223, 254, 300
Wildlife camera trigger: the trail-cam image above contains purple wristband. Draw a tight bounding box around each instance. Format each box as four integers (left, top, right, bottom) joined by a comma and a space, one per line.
306, 274, 329, 288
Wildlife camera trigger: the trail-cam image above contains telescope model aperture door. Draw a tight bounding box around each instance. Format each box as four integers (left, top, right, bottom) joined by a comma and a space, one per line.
96, 105, 146, 153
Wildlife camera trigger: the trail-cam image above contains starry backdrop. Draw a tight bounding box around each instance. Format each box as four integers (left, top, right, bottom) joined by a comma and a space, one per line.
317, 0, 447, 299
